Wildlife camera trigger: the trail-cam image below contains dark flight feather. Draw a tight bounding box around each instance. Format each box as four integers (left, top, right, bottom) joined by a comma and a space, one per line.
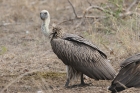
109, 53, 140, 93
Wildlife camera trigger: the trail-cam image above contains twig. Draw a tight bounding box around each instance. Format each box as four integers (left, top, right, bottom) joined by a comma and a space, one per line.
66, 0, 108, 27
76, 5, 110, 28
126, 0, 139, 11
67, 0, 78, 19
67, 0, 106, 19
119, 0, 140, 18
87, 0, 92, 6
67, 0, 139, 28
119, 11, 133, 18
76, 2, 140, 27
85, 5, 115, 17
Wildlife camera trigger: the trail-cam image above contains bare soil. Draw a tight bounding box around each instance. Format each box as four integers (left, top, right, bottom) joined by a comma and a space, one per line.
0, 0, 140, 93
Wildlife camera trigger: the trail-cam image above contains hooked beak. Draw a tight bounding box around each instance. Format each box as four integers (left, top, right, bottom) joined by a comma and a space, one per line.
49, 32, 54, 38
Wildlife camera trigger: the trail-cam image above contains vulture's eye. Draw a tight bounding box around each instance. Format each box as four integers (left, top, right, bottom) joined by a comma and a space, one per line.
44, 12, 47, 15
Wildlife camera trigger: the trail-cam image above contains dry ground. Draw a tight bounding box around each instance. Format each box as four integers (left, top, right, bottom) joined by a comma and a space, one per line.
0, 0, 140, 93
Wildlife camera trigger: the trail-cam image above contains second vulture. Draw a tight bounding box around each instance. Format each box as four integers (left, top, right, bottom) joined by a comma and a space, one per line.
40, 10, 116, 87
109, 53, 140, 93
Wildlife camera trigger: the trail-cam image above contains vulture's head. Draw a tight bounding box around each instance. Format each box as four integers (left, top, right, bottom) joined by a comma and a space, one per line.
40, 10, 50, 37
40, 10, 50, 21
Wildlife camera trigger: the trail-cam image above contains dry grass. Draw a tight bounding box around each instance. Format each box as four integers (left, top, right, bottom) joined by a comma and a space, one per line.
0, 0, 140, 93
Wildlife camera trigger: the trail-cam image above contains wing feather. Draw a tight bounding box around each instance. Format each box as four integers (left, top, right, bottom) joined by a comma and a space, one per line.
109, 54, 140, 92
63, 33, 107, 59
121, 53, 140, 67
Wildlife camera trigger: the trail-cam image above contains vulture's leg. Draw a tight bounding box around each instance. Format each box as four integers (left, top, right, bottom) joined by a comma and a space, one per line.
65, 78, 70, 87
80, 73, 85, 85
65, 66, 70, 87
80, 73, 90, 86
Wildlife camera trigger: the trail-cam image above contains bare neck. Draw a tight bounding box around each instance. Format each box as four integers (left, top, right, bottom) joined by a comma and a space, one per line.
41, 17, 50, 38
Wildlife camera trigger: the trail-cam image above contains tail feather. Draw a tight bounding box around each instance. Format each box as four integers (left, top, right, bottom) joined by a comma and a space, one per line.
91, 56, 116, 80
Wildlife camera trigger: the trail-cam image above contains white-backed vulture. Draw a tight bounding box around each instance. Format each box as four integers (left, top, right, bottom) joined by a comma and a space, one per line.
40, 10, 116, 87
109, 53, 140, 93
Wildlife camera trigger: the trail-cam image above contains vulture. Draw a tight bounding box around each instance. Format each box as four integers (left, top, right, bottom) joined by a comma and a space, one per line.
109, 53, 140, 93
40, 10, 116, 87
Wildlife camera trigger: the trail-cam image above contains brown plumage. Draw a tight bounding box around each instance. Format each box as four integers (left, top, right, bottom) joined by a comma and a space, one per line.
50, 27, 116, 86
109, 53, 140, 93
40, 10, 116, 87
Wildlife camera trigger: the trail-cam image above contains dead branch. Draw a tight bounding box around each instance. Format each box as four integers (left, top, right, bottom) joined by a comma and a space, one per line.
119, 11, 133, 18
126, 0, 140, 11
76, 1, 140, 27
82, 5, 116, 18
67, 0, 139, 27
119, 0, 140, 18
120, 0, 140, 18
58, 0, 106, 25
67, 0, 78, 19
76, 5, 110, 28
67, 0, 107, 19
86, 0, 92, 6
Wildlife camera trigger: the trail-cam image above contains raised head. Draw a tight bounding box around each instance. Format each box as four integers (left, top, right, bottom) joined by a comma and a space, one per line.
40, 10, 50, 21
40, 10, 50, 37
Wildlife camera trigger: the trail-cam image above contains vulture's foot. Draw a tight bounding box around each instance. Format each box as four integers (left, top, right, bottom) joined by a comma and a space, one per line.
64, 78, 70, 88
78, 82, 90, 87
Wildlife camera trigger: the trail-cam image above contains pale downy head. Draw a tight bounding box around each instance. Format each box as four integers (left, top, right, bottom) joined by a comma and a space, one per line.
40, 10, 50, 37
